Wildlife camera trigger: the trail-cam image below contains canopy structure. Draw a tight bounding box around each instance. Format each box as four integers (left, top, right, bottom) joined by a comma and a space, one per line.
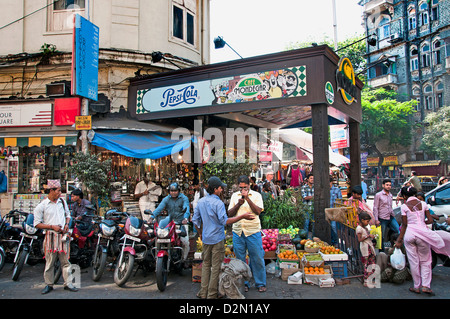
88, 129, 193, 159
276, 128, 350, 167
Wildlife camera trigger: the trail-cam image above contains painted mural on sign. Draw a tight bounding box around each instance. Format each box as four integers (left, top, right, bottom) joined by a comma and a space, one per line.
135, 66, 307, 115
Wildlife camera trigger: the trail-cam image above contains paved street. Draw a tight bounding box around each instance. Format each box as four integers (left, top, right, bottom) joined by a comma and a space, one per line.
0, 258, 449, 300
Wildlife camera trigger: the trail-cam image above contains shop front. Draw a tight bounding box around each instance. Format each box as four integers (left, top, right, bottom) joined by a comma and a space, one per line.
125, 45, 364, 243
0, 98, 80, 215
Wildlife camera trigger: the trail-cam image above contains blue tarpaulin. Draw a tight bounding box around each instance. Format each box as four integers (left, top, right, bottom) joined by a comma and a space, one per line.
89, 129, 193, 159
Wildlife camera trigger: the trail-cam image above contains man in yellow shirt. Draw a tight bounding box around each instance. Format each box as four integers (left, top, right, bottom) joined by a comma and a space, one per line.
228, 175, 266, 292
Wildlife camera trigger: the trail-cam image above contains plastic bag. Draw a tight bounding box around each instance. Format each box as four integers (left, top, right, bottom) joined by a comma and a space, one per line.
370, 225, 382, 249
390, 248, 406, 270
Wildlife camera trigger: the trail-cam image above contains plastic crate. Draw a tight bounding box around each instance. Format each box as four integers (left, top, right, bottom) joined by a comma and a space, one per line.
325, 260, 348, 278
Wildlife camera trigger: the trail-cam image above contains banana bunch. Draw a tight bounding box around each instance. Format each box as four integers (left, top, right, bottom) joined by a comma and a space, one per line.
196, 237, 203, 252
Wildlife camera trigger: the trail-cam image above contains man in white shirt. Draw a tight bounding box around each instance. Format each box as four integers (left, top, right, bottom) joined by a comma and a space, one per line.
34, 179, 77, 294
134, 173, 162, 221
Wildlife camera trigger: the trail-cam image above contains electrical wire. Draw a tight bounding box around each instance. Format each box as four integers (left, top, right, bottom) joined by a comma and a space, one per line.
0, 0, 60, 31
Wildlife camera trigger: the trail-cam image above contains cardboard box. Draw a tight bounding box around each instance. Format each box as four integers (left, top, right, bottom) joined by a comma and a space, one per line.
303, 265, 333, 286
192, 262, 202, 282
281, 267, 300, 280
264, 250, 277, 259
319, 251, 348, 261
287, 271, 303, 284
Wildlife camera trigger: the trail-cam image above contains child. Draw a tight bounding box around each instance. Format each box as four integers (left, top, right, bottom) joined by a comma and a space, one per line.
356, 211, 377, 287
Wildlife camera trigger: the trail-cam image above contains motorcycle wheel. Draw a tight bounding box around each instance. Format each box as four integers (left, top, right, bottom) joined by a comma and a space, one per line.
0, 247, 5, 272
156, 256, 168, 292
92, 247, 107, 282
12, 249, 28, 281
114, 252, 134, 287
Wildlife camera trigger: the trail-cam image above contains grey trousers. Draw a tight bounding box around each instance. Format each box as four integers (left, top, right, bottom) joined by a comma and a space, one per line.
43, 251, 72, 287
198, 240, 225, 299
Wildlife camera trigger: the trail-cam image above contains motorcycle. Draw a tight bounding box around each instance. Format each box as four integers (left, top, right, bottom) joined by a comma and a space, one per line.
113, 212, 155, 287
92, 209, 127, 281
0, 210, 24, 271
68, 205, 100, 269
151, 215, 186, 292
11, 212, 45, 281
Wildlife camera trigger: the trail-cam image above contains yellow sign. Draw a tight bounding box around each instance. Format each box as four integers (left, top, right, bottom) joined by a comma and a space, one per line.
336, 57, 357, 105
367, 156, 399, 167
75, 115, 92, 130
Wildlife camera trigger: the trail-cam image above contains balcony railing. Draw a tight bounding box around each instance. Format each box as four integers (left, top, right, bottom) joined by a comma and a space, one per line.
367, 73, 398, 88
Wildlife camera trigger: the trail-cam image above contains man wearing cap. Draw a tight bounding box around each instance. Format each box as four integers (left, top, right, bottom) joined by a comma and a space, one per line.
33, 180, 78, 294
192, 176, 255, 299
149, 183, 190, 262
228, 175, 266, 292
135, 173, 162, 222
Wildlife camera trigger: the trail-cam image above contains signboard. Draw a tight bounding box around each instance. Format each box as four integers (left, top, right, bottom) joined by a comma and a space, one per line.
0, 103, 52, 127
72, 14, 99, 101
336, 57, 357, 105
75, 115, 92, 130
330, 124, 348, 149
136, 66, 307, 115
367, 156, 399, 167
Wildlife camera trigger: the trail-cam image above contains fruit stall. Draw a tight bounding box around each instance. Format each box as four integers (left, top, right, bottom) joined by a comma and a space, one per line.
193, 226, 350, 288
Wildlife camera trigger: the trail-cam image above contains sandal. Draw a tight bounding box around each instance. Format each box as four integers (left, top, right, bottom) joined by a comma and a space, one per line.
421, 287, 435, 296
409, 287, 420, 294
258, 286, 266, 293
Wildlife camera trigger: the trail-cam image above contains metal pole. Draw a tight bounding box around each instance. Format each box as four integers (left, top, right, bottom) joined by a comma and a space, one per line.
332, 0, 338, 50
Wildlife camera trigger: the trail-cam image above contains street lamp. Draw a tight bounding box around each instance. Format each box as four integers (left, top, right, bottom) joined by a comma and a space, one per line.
151, 51, 182, 69
335, 33, 377, 52
213, 36, 243, 59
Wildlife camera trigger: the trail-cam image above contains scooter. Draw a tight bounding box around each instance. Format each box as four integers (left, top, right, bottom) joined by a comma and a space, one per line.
113, 213, 155, 287
11, 212, 45, 281
92, 209, 127, 281
151, 215, 186, 292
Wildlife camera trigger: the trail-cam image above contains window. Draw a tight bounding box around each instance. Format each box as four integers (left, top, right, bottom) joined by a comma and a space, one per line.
418, 2, 429, 26
421, 44, 431, 68
410, 47, 419, 71
408, 8, 416, 30
47, 0, 85, 32
424, 85, 433, 110
435, 82, 444, 108
412, 87, 421, 111
378, 17, 390, 39
433, 40, 441, 65
54, 0, 85, 10
431, 0, 439, 21
172, 0, 197, 47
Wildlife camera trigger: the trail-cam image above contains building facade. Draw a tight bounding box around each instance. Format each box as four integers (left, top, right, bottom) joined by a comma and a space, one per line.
0, 0, 211, 213
359, 0, 449, 175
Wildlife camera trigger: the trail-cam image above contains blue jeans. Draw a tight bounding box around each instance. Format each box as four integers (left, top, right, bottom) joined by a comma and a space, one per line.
379, 216, 400, 249
303, 207, 314, 237
232, 231, 266, 288
330, 221, 338, 245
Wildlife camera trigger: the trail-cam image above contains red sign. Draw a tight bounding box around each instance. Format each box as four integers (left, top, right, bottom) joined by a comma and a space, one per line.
54, 97, 81, 126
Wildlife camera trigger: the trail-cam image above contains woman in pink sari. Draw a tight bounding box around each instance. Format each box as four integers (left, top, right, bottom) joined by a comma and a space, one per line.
395, 186, 450, 295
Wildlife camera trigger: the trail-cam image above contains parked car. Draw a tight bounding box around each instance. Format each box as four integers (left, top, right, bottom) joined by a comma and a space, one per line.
425, 181, 450, 223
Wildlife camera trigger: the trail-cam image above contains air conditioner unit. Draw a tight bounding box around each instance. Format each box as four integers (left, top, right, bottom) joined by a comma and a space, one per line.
389, 33, 402, 42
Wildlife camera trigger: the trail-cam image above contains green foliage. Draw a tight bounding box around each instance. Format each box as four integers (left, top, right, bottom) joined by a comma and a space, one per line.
286, 34, 366, 75
421, 106, 450, 162
361, 88, 416, 159
260, 189, 309, 229
202, 149, 254, 198
67, 152, 112, 208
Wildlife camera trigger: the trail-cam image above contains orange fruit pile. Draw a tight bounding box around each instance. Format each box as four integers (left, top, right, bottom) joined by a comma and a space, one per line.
320, 246, 342, 254
304, 266, 326, 275
278, 250, 298, 260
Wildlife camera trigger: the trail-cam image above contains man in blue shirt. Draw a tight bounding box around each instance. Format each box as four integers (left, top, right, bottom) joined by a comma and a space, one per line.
192, 176, 254, 299
149, 183, 191, 261
329, 178, 343, 246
